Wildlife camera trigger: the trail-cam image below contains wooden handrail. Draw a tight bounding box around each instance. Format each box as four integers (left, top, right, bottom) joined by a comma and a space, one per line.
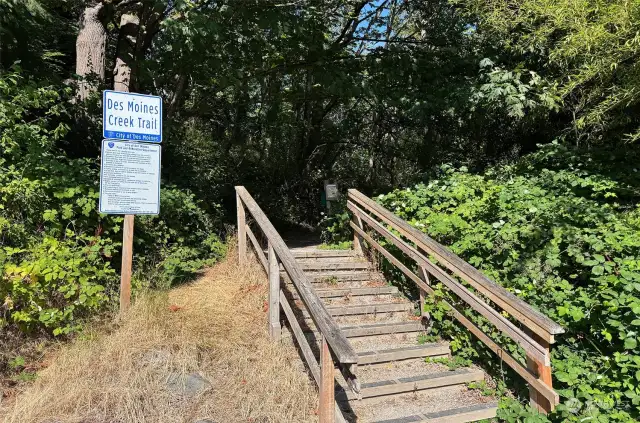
348, 189, 564, 342
236, 186, 357, 364
347, 200, 549, 365
347, 189, 564, 413
349, 220, 560, 407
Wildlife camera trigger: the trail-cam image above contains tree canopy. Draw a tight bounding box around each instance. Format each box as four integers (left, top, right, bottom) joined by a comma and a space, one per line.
2, 1, 640, 422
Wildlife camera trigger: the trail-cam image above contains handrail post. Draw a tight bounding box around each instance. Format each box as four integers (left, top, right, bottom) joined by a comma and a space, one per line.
319, 335, 335, 423
419, 267, 431, 320
236, 190, 247, 266
268, 242, 281, 340
527, 331, 553, 413
352, 213, 364, 256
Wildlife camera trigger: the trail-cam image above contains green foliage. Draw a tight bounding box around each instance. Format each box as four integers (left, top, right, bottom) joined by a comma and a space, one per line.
0, 69, 225, 336
472, 58, 561, 119
320, 207, 352, 245
318, 241, 353, 251
378, 144, 640, 422
498, 398, 552, 423
426, 355, 472, 371
417, 333, 439, 344
467, 380, 495, 397
460, 0, 640, 145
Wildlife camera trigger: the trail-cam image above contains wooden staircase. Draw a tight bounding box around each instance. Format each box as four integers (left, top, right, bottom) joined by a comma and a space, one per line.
236, 186, 564, 423
284, 248, 498, 423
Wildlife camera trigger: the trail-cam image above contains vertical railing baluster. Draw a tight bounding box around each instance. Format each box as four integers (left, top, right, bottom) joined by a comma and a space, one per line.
236, 189, 247, 265
268, 242, 281, 340
353, 213, 364, 256
419, 267, 432, 320
526, 331, 553, 413
319, 335, 335, 423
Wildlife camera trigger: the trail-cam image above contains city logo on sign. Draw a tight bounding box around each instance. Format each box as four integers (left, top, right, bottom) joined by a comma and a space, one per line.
108, 142, 115, 148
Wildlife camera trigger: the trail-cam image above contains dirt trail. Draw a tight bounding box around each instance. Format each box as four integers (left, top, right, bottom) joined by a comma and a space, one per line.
1, 250, 318, 423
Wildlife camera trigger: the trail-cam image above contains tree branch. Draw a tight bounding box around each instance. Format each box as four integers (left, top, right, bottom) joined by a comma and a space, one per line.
332, 1, 368, 46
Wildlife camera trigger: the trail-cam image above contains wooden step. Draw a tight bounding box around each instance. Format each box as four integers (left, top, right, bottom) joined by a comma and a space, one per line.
290, 286, 398, 299
283, 323, 428, 345
341, 321, 427, 337
302, 302, 412, 318
372, 402, 498, 423
292, 261, 371, 271
324, 294, 405, 307
291, 250, 356, 258
341, 368, 484, 400
283, 271, 378, 282
358, 344, 449, 365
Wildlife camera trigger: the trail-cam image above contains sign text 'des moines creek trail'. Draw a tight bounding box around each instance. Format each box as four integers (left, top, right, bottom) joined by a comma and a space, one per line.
103, 90, 163, 143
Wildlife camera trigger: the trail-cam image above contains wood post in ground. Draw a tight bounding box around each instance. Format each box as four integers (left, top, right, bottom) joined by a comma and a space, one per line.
268, 242, 281, 340
352, 213, 364, 256
236, 190, 247, 266
526, 331, 553, 413
319, 335, 335, 423
119, 214, 134, 312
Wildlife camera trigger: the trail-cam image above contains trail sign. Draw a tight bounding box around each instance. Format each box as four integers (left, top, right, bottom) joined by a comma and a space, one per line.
99, 140, 161, 215
103, 90, 162, 143
325, 183, 339, 201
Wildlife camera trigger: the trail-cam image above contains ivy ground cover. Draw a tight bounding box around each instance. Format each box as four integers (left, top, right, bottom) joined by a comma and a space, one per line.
377, 144, 640, 422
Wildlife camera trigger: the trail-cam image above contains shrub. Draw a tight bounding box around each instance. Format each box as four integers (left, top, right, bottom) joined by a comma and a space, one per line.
319, 202, 351, 245
377, 143, 640, 422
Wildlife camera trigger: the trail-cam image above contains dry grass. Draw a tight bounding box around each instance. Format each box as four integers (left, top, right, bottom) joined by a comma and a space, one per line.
1, 249, 318, 423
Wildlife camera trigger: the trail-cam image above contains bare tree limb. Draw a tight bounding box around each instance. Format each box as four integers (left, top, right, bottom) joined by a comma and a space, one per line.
332, 1, 368, 46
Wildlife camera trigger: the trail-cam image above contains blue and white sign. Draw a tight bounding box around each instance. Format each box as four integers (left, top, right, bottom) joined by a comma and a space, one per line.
99, 140, 161, 215
103, 90, 162, 143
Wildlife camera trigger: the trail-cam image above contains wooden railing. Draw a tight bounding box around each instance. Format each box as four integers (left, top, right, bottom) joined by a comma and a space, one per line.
347, 189, 565, 414
236, 186, 357, 423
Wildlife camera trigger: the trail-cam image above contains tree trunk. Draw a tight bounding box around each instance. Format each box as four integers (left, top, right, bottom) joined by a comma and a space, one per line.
75, 2, 107, 100
168, 74, 188, 117
113, 13, 140, 92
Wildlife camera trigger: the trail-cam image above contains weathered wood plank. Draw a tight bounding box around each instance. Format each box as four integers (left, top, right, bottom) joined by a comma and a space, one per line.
292, 261, 371, 271
236, 186, 357, 364
348, 189, 564, 338
279, 290, 320, 383
419, 267, 431, 320
292, 250, 355, 259
344, 369, 484, 400
297, 321, 429, 339
119, 214, 134, 313
527, 331, 553, 413
358, 344, 449, 365
353, 213, 364, 256
373, 402, 498, 423
319, 335, 335, 423
290, 286, 398, 299
236, 191, 247, 266
301, 271, 377, 282
246, 225, 268, 273
348, 200, 550, 365
302, 302, 412, 318
340, 321, 427, 337
268, 243, 281, 340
